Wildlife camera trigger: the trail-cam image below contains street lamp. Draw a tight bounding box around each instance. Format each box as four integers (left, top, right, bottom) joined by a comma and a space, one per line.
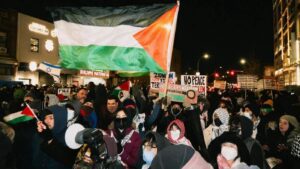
196, 53, 210, 75
240, 58, 246, 65
203, 53, 210, 59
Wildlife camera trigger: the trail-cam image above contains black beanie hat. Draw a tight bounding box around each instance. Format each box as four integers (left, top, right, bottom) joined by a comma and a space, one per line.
40, 109, 53, 120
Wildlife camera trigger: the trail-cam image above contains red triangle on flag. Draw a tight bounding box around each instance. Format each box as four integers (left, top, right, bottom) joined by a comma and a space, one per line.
118, 81, 130, 91
134, 5, 178, 71
21, 105, 35, 117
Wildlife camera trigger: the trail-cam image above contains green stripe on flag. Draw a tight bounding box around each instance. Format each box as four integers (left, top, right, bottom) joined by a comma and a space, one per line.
59, 45, 165, 73
6, 116, 34, 125
117, 71, 149, 77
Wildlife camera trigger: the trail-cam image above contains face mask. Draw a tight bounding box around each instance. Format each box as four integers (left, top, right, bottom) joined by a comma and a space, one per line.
214, 118, 222, 126
114, 118, 128, 130
171, 107, 182, 117
171, 130, 180, 140
243, 112, 252, 120
221, 146, 238, 160
67, 108, 75, 121
143, 150, 155, 165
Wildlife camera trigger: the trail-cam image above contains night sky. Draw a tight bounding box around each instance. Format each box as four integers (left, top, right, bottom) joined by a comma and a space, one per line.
6, 0, 274, 75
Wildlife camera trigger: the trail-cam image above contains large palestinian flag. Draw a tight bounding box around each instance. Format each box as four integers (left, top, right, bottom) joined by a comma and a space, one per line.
50, 3, 179, 74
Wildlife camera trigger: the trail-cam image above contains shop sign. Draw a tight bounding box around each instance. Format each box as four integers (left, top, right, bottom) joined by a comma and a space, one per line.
28, 22, 49, 35
79, 70, 109, 78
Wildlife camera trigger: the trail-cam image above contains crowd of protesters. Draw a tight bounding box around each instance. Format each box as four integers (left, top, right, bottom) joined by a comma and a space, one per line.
0, 81, 299, 169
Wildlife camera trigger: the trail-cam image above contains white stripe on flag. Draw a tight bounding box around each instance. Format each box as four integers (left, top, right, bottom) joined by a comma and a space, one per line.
54, 20, 144, 48
3, 111, 23, 122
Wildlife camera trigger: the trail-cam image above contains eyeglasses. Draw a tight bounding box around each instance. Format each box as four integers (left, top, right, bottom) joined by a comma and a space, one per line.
143, 143, 157, 149
115, 117, 128, 122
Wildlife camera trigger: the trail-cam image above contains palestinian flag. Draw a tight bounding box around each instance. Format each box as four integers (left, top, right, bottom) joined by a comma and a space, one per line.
3, 104, 36, 125
50, 3, 179, 73
111, 80, 131, 102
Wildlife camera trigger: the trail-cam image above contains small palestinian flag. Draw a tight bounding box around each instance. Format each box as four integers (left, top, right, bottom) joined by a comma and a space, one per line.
50, 3, 179, 73
4, 104, 37, 125
111, 81, 131, 102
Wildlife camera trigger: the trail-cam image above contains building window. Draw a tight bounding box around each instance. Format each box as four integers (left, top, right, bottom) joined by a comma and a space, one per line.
0, 31, 8, 55
0, 63, 13, 75
30, 38, 39, 52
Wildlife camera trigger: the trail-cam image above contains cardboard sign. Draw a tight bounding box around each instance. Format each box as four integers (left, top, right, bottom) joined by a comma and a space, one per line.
213, 80, 226, 90
57, 88, 71, 97
257, 77, 276, 90
150, 72, 176, 92
181, 75, 207, 96
159, 84, 198, 104
237, 74, 258, 89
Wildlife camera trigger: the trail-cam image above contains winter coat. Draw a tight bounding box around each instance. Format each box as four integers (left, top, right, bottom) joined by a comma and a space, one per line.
291, 134, 300, 169
208, 132, 251, 168
38, 105, 79, 168
108, 127, 142, 169
0, 132, 15, 169
150, 144, 213, 169
240, 116, 269, 169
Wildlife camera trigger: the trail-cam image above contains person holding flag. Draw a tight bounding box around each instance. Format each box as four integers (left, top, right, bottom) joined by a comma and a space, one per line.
35, 105, 79, 169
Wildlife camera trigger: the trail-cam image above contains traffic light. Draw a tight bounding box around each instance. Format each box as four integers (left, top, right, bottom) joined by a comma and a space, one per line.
214, 72, 220, 78
230, 70, 235, 76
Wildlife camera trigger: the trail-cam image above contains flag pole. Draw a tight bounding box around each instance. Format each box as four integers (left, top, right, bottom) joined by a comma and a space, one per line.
26, 103, 41, 121
162, 72, 170, 110
162, 0, 180, 107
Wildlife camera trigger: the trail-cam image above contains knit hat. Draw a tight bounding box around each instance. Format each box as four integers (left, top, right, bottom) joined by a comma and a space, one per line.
243, 103, 260, 117
40, 108, 54, 120
280, 115, 299, 129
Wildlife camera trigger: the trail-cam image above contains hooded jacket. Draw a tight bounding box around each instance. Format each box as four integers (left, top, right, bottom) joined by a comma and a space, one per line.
150, 144, 213, 169
150, 132, 172, 151
39, 105, 79, 167
49, 105, 68, 145
239, 116, 268, 169
208, 132, 251, 168
166, 119, 192, 146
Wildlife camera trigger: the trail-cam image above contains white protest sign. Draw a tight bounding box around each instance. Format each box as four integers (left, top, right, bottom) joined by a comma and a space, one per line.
237, 74, 258, 89
150, 72, 176, 92
57, 88, 71, 97
181, 75, 207, 96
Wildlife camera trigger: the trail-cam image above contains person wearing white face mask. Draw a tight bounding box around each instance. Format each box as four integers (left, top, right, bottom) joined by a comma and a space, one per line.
165, 119, 192, 147
241, 103, 260, 139
140, 132, 171, 169
217, 142, 259, 169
